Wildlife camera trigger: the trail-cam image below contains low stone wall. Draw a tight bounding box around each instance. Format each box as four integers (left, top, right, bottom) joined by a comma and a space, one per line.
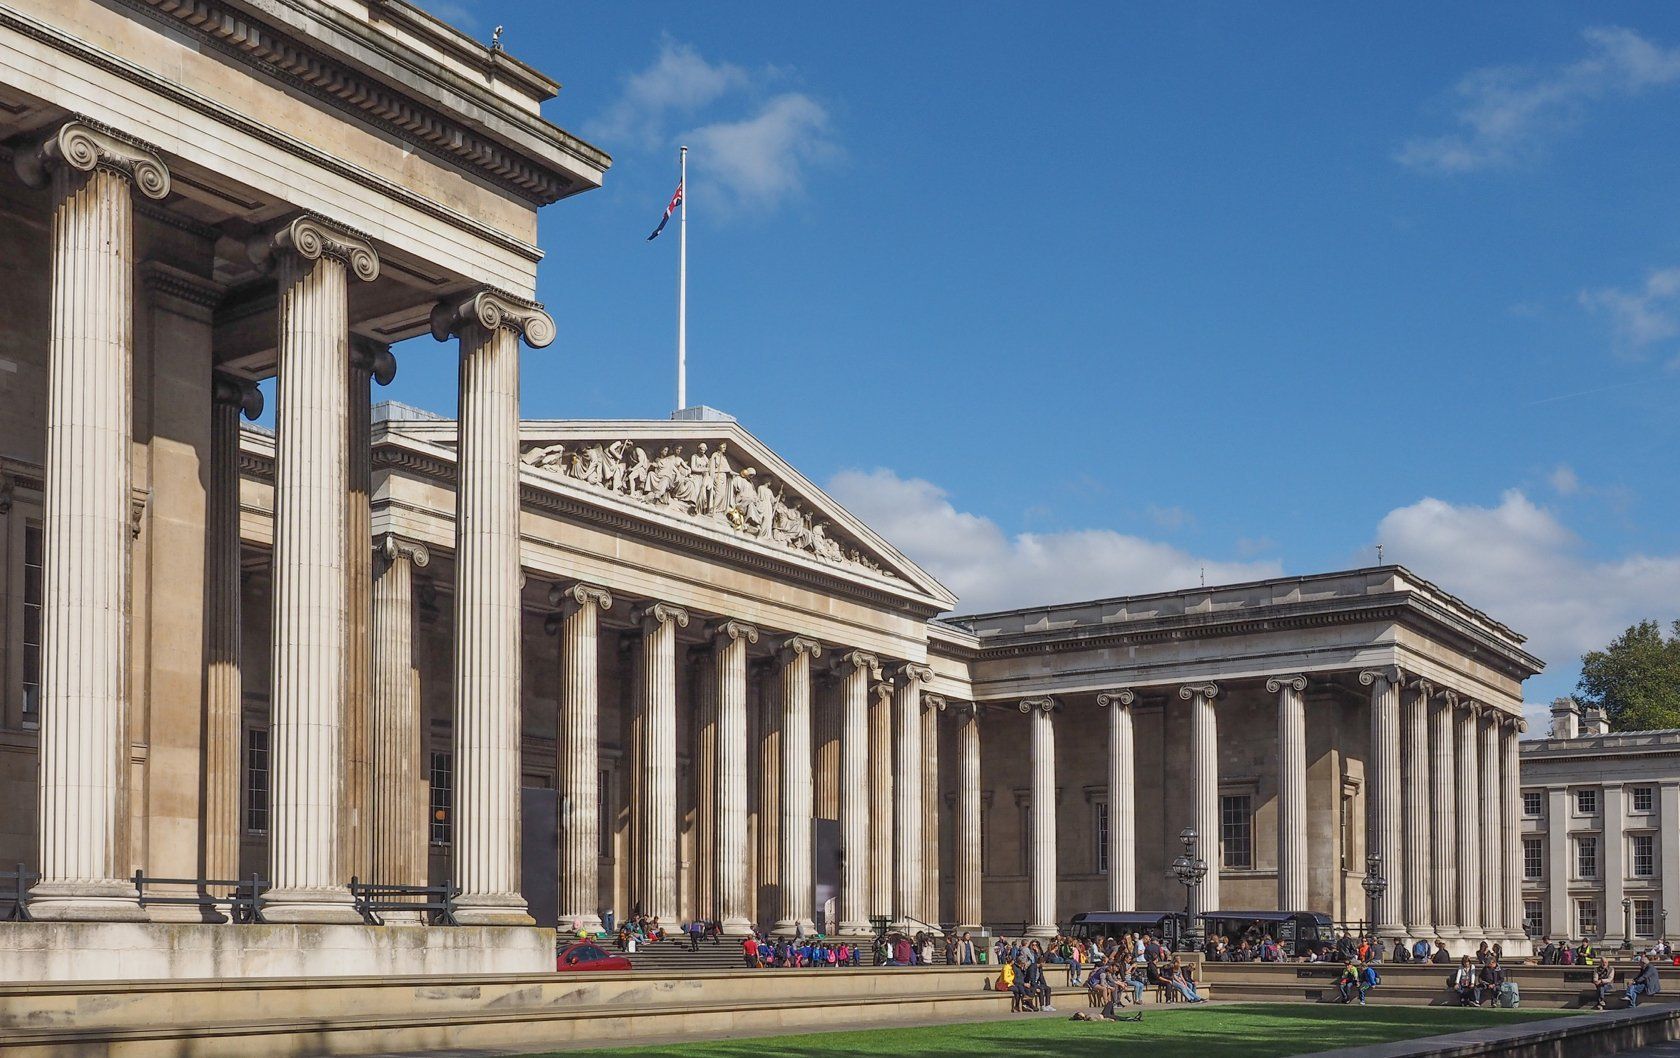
1311, 1007, 1680, 1058
0, 921, 552, 980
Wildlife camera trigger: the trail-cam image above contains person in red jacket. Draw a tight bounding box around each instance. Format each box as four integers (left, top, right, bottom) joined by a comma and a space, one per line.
742, 934, 759, 968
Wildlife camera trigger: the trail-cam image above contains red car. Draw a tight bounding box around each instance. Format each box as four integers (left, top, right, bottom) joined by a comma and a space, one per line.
556, 940, 633, 972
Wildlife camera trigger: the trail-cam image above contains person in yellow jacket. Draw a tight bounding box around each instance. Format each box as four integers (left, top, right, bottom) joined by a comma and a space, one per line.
997, 959, 1020, 1011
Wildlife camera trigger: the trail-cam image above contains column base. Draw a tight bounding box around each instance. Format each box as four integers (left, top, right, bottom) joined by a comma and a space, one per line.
27, 880, 148, 923
838, 919, 872, 937
1025, 922, 1057, 938
771, 917, 817, 937
719, 916, 754, 936
558, 913, 603, 935
454, 892, 534, 927
261, 886, 363, 925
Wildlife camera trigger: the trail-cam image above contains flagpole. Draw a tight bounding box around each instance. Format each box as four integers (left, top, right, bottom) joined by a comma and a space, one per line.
677, 145, 687, 413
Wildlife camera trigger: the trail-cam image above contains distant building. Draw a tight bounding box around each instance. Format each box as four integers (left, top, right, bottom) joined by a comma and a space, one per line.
1519, 699, 1680, 945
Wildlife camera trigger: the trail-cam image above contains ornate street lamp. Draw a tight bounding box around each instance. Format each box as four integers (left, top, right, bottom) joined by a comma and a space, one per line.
1663, 908, 1669, 950
1172, 826, 1208, 952
1362, 852, 1388, 939
1623, 897, 1634, 952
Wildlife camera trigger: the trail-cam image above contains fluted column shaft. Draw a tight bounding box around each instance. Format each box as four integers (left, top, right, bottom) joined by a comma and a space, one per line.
892, 666, 929, 926
692, 649, 718, 921
204, 380, 254, 893
1363, 668, 1403, 935
1479, 711, 1503, 934
430, 290, 552, 925
868, 680, 894, 920
638, 604, 688, 926
776, 638, 820, 934
714, 621, 757, 933
1455, 704, 1482, 935
920, 700, 940, 924
558, 586, 611, 931
754, 663, 781, 928
1500, 720, 1524, 941
1269, 677, 1308, 912
1401, 682, 1433, 937
264, 219, 377, 924
1098, 691, 1137, 910
1024, 699, 1058, 937
955, 707, 983, 931
371, 537, 428, 893
813, 679, 841, 822
1429, 693, 1460, 937
27, 122, 168, 920
838, 653, 876, 934
1184, 683, 1221, 919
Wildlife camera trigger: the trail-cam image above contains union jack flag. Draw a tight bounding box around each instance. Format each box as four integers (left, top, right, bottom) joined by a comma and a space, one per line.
647, 181, 683, 240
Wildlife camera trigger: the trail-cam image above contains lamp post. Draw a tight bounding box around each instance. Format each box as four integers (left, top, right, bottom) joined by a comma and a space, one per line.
1623, 897, 1634, 952
1362, 852, 1388, 942
1663, 908, 1669, 951
1171, 826, 1208, 953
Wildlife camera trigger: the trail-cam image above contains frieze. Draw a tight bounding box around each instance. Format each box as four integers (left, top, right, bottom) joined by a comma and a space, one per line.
521, 438, 894, 579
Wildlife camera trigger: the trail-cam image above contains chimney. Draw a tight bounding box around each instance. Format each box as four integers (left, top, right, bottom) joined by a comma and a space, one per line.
1549, 697, 1579, 740
1580, 706, 1610, 736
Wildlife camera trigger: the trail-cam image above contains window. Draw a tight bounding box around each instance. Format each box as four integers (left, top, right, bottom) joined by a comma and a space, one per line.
1577, 789, 1599, 816
1523, 837, 1544, 880
598, 768, 612, 860
1577, 836, 1599, 880
1221, 795, 1253, 869
1577, 899, 1600, 939
1634, 835, 1655, 877
1339, 791, 1356, 871
243, 727, 269, 835
21, 523, 42, 728
1524, 900, 1543, 938
1634, 787, 1655, 813
429, 751, 452, 846
1094, 800, 1110, 875
1522, 791, 1544, 818
1636, 899, 1656, 939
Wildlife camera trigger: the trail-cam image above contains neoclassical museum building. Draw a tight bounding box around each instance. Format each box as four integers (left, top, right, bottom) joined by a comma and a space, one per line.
0, 0, 1544, 979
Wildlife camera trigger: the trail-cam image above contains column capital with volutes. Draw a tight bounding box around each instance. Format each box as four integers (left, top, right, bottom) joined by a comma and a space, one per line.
633, 601, 691, 633
15, 118, 170, 199
211, 373, 264, 419
1178, 682, 1221, 702
890, 662, 933, 686
375, 534, 430, 568
922, 692, 947, 713
1019, 696, 1059, 716
350, 337, 398, 385
833, 649, 880, 679
711, 619, 759, 646
1432, 686, 1461, 710
1359, 666, 1404, 688
249, 214, 380, 282
1265, 675, 1308, 695
550, 582, 613, 617
1096, 688, 1136, 708
779, 635, 823, 663
430, 287, 555, 349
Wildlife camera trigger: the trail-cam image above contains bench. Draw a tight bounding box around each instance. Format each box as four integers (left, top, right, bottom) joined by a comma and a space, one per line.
133, 870, 268, 922
348, 877, 460, 926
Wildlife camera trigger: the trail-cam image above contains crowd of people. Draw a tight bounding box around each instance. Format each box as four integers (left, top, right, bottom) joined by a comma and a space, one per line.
992, 933, 1207, 1016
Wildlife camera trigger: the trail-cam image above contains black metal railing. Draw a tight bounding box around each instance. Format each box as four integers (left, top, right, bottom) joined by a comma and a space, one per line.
348, 877, 459, 926
132, 870, 268, 923
1, 863, 36, 921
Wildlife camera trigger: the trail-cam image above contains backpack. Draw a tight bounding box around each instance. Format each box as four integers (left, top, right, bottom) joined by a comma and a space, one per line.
1364, 966, 1381, 987
1498, 981, 1520, 1008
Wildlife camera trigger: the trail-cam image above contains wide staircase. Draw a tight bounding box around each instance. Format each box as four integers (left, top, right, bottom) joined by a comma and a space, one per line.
0, 964, 1012, 1058
621, 937, 748, 972
1202, 959, 1680, 1008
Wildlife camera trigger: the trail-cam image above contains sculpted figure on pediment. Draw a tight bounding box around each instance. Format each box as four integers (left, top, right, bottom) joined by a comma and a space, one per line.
676, 443, 708, 513
646, 446, 681, 504
626, 443, 652, 496
523, 443, 568, 473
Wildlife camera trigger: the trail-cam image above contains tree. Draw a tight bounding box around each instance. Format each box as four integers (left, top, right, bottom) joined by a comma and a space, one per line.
1577, 620, 1680, 732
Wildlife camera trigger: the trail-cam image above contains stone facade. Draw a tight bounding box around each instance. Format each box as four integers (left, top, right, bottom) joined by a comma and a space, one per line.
0, 0, 1546, 979
1519, 700, 1680, 946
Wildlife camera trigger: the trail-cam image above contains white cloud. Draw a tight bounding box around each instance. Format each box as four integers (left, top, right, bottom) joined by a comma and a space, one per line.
685, 93, 839, 210
1548, 464, 1581, 496
590, 39, 751, 147
1399, 26, 1680, 173
1376, 490, 1680, 682
1146, 504, 1195, 531
1580, 266, 1680, 355
824, 468, 1281, 614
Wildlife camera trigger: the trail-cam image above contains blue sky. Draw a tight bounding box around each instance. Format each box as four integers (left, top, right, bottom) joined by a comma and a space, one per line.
387, 1, 1680, 709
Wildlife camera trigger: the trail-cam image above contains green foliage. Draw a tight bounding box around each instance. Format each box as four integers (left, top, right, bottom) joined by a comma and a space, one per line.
1578, 620, 1680, 732
531, 1004, 1557, 1058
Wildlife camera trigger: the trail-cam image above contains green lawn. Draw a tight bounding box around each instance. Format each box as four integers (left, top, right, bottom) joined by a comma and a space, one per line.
519, 1003, 1565, 1058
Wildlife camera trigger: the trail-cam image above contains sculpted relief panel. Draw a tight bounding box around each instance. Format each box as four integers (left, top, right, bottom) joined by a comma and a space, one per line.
521, 439, 894, 578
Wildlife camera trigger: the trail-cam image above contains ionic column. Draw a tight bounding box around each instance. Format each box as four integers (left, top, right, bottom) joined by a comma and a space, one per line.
1361, 667, 1404, 937
342, 340, 395, 886
1258, 675, 1305, 911
205, 377, 261, 892
1500, 717, 1525, 943
1479, 709, 1503, 936
1430, 689, 1460, 938
892, 663, 932, 927
1455, 701, 1482, 936
836, 651, 879, 934
691, 647, 718, 921
1096, 690, 1138, 910
753, 660, 780, 928
256, 216, 380, 923
555, 583, 613, 932
713, 620, 759, 934
776, 636, 822, 935
868, 677, 895, 921
1401, 679, 1434, 938
432, 289, 553, 926
1181, 682, 1222, 918
813, 676, 841, 823
370, 536, 429, 901
920, 694, 941, 924
954, 703, 984, 932
635, 602, 689, 926
17, 121, 168, 920
1022, 697, 1059, 937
